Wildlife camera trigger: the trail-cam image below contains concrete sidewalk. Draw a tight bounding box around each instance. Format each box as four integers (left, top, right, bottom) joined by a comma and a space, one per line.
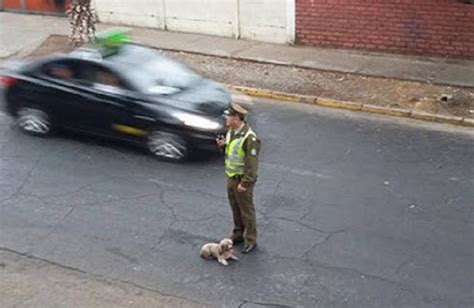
1, 12, 473, 88
0, 249, 203, 307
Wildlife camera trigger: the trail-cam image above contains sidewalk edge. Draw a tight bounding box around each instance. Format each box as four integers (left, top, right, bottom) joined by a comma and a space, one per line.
229, 85, 473, 128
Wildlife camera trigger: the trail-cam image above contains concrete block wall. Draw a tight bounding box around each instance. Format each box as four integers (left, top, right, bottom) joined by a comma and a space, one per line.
92, 0, 294, 44
93, 0, 165, 29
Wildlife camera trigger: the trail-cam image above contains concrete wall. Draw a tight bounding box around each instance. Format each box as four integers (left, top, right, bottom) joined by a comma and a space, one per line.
165, 0, 236, 37
93, 0, 164, 29
239, 0, 289, 43
93, 0, 295, 44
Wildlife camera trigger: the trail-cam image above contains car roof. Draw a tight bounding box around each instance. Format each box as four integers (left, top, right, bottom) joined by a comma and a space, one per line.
68, 43, 168, 66
31, 43, 202, 95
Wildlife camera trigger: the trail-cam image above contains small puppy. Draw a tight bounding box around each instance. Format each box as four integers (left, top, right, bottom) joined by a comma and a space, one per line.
199, 238, 239, 266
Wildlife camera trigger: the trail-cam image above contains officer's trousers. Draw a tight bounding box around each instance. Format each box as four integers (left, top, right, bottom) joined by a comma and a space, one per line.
227, 177, 257, 245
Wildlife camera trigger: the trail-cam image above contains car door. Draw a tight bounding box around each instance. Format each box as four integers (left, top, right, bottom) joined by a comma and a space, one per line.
74, 62, 154, 141
25, 59, 87, 128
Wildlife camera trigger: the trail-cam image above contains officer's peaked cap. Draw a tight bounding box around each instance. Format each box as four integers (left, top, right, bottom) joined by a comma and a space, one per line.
227, 102, 247, 117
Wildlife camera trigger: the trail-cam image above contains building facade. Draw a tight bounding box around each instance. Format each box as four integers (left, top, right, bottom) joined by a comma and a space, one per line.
91, 0, 295, 44
1, 0, 65, 14
2, 0, 473, 57
296, 0, 474, 58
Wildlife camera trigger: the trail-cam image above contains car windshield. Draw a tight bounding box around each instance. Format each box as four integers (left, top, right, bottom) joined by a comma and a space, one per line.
107, 45, 201, 95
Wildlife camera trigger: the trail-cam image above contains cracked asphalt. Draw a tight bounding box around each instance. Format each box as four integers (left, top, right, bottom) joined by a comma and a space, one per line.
0, 99, 473, 307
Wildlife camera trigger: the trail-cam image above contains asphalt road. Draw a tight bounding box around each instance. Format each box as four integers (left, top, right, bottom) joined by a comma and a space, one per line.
1, 100, 473, 308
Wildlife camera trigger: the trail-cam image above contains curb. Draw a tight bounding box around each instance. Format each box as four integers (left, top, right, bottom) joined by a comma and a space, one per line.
229, 85, 474, 128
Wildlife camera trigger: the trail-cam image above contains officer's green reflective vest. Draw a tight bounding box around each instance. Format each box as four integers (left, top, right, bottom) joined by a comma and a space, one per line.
225, 127, 256, 178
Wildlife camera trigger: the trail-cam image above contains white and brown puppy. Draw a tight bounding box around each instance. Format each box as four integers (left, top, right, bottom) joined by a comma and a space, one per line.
199, 238, 239, 266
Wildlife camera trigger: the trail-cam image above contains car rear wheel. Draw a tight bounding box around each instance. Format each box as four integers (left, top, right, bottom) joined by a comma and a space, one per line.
16, 107, 52, 136
147, 131, 189, 162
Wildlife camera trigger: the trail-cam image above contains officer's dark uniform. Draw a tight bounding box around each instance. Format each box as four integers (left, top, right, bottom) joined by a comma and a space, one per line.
221, 103, 260, 253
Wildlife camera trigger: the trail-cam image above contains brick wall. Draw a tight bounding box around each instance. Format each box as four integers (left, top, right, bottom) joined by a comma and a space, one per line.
296, 0, 474, 58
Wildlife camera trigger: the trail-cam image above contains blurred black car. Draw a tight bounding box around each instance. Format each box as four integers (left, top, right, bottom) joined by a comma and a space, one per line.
0, 40, 230, 161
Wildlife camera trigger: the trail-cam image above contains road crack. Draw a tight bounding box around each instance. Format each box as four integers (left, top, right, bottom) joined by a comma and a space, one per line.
0, 156, 41, 205
238, 300, 294, 308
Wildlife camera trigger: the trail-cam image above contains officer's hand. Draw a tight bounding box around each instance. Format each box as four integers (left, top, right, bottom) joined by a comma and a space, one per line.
237, 183, 247, 193
216, 135, 225, 147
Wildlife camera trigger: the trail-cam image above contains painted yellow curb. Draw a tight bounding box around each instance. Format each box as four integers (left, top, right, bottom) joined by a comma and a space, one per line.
410, 112, 464, 125
230, 86, 315, 104
361, 104, 411, 117
317, 99, 363, 111
461, 117, 474, 127
229, 85, 474, 128
410, 111, 439, 122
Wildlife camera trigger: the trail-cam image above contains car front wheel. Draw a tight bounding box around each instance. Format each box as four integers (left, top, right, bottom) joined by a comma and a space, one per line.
147, 131, 189, 162
16, 107, 52, 136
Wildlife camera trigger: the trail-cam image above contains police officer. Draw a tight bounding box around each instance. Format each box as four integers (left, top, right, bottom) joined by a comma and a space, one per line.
216, 102, 260, 254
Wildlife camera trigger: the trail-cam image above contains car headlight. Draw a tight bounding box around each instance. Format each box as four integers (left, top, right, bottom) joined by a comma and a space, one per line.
173, 112, 222, 130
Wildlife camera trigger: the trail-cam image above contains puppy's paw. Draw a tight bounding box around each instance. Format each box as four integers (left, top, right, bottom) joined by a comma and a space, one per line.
219, 259, 229, 266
